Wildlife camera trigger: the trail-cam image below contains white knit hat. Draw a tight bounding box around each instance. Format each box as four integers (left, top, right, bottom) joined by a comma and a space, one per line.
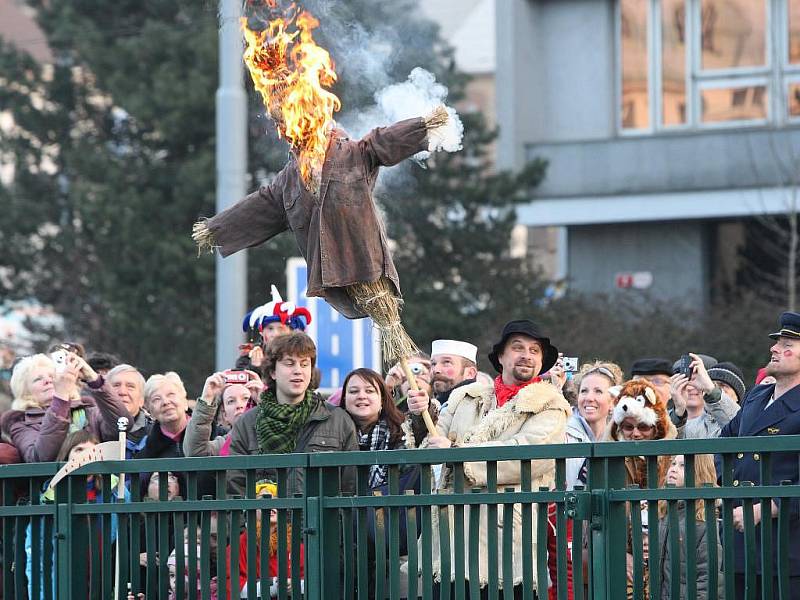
431, 339, 478, 363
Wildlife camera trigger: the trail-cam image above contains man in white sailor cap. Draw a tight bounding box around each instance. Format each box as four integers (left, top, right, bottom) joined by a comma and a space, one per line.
430, 339, 479, 409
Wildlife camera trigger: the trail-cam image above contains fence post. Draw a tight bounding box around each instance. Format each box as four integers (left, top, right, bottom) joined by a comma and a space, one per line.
305, 458, 344, 600
588, 454, 628, 600
54, 475, 88, 599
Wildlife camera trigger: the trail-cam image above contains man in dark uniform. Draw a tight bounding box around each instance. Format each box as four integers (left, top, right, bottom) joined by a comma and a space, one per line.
718, 311, 800, 598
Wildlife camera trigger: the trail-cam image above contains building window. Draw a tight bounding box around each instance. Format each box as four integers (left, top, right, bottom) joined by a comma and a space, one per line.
619, 0, 800, 132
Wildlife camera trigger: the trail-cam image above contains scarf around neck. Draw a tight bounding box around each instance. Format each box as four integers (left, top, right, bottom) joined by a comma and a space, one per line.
493, 375, 541, 408
256, 389, 316, 454
356, 417, 392, 489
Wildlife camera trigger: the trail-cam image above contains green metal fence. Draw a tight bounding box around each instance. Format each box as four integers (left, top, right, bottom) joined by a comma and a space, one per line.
2, 436, 799, 600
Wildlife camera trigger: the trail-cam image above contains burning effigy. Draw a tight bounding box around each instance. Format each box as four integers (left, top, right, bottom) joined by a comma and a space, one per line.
193, 3, 462, 421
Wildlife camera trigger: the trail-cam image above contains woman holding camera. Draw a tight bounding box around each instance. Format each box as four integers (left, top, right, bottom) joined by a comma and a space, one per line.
0, 352, 131, 463
183, 370, 263, 457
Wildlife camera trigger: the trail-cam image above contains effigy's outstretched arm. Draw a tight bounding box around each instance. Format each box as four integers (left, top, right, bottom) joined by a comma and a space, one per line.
193, 169, 290, 258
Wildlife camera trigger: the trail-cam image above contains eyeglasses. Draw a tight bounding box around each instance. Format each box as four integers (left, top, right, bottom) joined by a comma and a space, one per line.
620, 422, 655, 434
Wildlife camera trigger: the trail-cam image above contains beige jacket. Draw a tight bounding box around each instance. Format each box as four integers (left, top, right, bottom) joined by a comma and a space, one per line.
421, 380, 570, 590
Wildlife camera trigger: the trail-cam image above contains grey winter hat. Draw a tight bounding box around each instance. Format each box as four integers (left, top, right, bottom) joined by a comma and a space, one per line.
707, 362, 747, 402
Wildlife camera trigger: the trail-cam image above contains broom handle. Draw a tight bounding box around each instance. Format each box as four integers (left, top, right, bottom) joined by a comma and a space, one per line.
399, 356, 438, 437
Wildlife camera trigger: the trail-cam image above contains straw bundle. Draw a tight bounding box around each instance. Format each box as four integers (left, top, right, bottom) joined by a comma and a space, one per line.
345, 277, 418, 364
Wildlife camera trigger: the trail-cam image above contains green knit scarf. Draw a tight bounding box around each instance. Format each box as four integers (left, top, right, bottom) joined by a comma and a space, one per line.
256, 388, 316, 454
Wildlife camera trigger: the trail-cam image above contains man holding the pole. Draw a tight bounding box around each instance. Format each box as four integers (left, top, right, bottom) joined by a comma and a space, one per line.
422, 319, 571, 598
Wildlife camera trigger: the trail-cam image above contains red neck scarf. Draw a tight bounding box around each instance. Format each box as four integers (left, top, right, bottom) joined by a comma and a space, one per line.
494, 375, 541, 408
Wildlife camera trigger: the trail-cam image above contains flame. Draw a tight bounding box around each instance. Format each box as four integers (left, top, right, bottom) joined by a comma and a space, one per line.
242, 7, 341, 188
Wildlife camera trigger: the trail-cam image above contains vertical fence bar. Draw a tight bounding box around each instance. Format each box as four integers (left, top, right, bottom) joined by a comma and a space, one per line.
201, 501, 212, 600
720, 453, 735, 599
341, 493, 354, 600
684, 454, 697, 600
702, 484, 719, 600
667, 497, 680, 600
571, 489, 585, 600
174, 511, 186, 600
501, 489, 514, 599
420, 464, 434, 600
374, 494, 387, 600
129, 477, 142, 598
388, 465, 401, 600
468, 488, 481, 600
646, 455, 660, 600
291, 492, 303, 600
405, 490, 419, 600
216, 471, 228, 600
536, 491, 549, 600
742, 488, 757, 600
187, 471, 199, 600
629, 494, 644, 600
452, 463, 466, 600
486, 461, 499, 600
278, 496, 290, 600
355, 465, 369, 600
436, 501, 450, 600
758, 453, 773, 600
520, 461, 534, 600
230, 500, 242, 600
777, 481, 791, 599
555, 459, 568, 600
116, 499, 130, 600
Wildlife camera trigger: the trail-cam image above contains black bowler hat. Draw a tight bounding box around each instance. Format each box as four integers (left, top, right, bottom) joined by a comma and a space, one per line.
630, 358, 673, 377
769, 311, 800, 340
488, 319, 559, 375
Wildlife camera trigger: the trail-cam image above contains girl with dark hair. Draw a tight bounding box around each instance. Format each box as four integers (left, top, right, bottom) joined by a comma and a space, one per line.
342, 368, 434, 487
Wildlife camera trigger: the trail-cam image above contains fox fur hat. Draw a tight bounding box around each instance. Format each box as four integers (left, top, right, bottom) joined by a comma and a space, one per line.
607, 379, 672, 441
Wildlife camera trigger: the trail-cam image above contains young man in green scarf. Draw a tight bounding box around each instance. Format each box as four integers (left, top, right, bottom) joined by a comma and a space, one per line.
226, 332, 358, 497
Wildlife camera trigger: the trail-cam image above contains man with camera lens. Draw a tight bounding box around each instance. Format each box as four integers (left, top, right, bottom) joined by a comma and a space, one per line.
429, 339, 479, 410
667, 352, 739, 438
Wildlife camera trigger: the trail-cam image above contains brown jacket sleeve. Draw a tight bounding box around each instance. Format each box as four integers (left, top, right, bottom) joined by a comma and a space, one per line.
359, 117, 429, 171
88, 379, 134, 442
205, 168, 289, 258
11, 399, 70, 463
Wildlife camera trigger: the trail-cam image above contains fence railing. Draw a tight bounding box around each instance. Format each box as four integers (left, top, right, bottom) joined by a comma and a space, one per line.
2, 436, 799, 600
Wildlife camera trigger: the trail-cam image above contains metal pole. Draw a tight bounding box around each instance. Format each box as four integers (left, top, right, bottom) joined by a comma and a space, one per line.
216, 0, 248, 371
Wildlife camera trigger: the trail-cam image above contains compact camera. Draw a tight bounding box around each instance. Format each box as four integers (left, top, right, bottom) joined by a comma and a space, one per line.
562, 357, 579, 373
50, 349, 68, 374
409, 363, 427, 376
223, 370, 249, 384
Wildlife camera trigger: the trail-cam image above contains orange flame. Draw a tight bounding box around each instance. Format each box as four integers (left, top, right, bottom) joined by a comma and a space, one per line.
242, 8, 341, 188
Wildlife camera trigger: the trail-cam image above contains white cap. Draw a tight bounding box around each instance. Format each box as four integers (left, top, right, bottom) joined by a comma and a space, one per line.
431, 339, 478, 363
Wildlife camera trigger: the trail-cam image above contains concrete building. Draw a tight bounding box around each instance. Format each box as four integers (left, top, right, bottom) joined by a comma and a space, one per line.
495, 0, 800, 306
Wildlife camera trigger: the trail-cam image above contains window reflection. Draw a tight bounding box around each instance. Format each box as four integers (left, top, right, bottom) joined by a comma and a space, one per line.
701, 85, 767, 122
701, 0, 766, 70
662, 0, 686, 125
621, 0, 649, 129
790, 0, 800, 63
788, 82, 800, 117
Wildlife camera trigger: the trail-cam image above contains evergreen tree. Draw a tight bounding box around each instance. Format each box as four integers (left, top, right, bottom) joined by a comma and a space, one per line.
0, 0, 546, 388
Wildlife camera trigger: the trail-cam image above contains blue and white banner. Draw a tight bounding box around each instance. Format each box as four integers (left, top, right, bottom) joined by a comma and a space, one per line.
286, 257, 382, 390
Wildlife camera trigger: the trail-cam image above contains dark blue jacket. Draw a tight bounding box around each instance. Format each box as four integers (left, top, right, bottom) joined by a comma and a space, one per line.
718, 382, 800, 575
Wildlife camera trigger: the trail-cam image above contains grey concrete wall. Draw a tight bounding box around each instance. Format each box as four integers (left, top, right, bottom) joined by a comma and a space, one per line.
526, 128, 800, 198
568, 221, 709, 305
496, 0, 616, 170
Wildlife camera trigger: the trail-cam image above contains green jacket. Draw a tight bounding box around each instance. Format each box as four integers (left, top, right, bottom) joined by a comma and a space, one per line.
226, 395, 358, 497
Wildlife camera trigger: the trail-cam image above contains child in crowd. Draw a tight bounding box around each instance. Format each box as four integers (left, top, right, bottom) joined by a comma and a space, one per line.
657, 454, 724, 599
226, 481, 304, 598
27, 430, 127, 599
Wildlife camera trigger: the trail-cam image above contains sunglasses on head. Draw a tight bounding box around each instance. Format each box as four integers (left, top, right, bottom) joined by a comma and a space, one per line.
620, 422, 654, 433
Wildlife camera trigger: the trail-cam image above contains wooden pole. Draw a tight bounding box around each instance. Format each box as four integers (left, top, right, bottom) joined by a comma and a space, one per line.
399, 356, 438, 437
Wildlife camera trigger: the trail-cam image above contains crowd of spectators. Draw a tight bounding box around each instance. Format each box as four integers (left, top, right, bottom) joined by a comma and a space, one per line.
2, 291, 800, 600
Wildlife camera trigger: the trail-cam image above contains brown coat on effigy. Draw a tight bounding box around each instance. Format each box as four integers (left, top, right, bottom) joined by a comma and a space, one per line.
199, 117, 431, 318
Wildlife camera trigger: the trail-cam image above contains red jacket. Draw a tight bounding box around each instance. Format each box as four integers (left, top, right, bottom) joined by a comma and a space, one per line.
225, 529, 304, 598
